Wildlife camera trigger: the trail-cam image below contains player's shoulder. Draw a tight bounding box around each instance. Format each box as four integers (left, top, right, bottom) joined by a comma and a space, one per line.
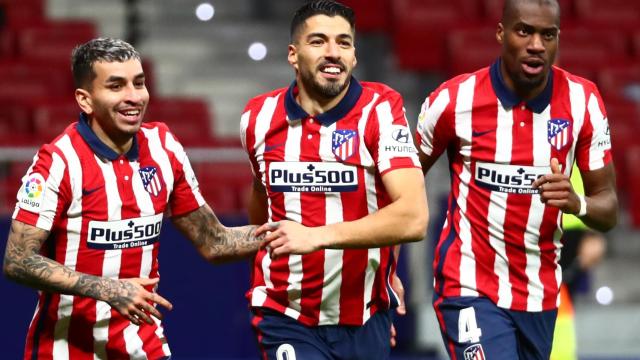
439, 67, 490, 93
360, 81, 403, 102
141, 121, 171, 135
552, 66, 599, 93
244, 87, 288, 111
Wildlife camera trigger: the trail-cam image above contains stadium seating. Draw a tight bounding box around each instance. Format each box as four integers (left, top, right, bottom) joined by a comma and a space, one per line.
391, 0, 482, 71
339, 0, 391, 33
193, 162, 253, 216
482, 0, 575, 22
625, 145, 640, 227
574, 0, 640, 30
0, 0, 45, 29
30, 98, 82, 143
15, 20, 96, 61
598, 64, 640, 103
447, 26, 499, 75
144, 98, 216, 146
555, 26, 629, 80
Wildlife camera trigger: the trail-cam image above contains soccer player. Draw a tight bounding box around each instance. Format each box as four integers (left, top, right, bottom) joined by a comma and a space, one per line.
2, 37, 263, 359
241, 1, 428, 359
415, 0, 618, 359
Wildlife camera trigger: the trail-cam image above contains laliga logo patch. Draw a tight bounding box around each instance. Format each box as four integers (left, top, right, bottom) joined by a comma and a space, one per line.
18, 173, 46, 213
139, 166, 163, 197
463, 344, 486, 360
547, 118, 571, 151
332, 129, 358, 161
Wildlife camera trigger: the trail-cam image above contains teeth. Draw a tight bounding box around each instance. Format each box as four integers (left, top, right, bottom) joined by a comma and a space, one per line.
323, 67, 341, 74
123, 111, 139, 116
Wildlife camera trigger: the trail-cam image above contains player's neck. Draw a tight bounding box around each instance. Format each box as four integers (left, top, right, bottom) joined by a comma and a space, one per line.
295, 81, 349, 116
89, 119, 134, 156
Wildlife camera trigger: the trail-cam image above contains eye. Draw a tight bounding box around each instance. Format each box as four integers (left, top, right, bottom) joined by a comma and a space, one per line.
134, 80, 146, 88
309, 38, 324, 46
338, 40, 352, 48
109, 83, 123, 90
543, 31, 557, 41
516, 28, 529, 36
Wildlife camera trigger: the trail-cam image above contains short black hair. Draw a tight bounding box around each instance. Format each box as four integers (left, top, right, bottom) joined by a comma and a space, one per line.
290, 0, 355, 43
501, 0, 560, 25
71, 37, 141, 89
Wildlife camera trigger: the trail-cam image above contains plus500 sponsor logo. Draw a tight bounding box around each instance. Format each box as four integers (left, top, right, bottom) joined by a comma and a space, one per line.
475, 162, 549, 195
268, 162, 357, 192
87, 213, 163, 250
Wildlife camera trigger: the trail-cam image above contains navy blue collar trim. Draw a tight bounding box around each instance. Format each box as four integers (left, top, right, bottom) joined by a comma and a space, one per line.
77, 113, 139, 161
284, 76, 363, 126
489, 59, 553, 114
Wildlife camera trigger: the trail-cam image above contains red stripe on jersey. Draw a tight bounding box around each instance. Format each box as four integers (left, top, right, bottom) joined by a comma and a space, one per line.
469, 83, 500, 301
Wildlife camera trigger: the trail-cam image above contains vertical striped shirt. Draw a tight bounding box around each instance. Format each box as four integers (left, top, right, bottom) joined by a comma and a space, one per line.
13, 114, 204, 359
416, 61, 612, 311
241, 78, 420, 326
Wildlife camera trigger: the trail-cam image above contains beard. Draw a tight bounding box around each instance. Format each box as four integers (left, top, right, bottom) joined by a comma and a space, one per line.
299, 65, 351, 99
510, 67, 547, 93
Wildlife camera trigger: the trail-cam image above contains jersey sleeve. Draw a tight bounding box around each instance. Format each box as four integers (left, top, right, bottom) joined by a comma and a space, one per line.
366, 89, 420, 176
415, 86, 456, 160
163, 130, 206, 217
12, 144, 71, 231
575, 85, 612, 171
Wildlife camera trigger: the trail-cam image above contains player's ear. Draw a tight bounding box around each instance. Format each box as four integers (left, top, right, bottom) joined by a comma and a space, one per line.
288, 44, 298, 70
496, 23, 505, 45
75, 88, 93, 115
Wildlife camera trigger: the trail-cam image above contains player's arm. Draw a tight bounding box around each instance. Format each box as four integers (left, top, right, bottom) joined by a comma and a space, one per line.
3, 220, 171, 325
418, 146, 440, 175
171, 204, 263, 263
533, 159, 618, 231
258, 167, 428, 257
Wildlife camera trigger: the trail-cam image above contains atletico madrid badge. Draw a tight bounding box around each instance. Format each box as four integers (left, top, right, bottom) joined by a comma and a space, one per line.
332, 129, 358, 161
139, 166, 163, 197
463, 344, 486, 360
547, 118, 571, 150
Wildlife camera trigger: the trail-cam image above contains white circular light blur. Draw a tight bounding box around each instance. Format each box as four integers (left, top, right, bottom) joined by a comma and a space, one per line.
195, 3, 215, 21
595, 286, 614, 305
248, 42, 267, 61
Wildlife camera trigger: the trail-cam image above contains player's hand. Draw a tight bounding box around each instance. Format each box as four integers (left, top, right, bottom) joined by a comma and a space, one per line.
390, 273, 406, 348
105, 277, 173, 326
256, 221, 321, 258
532, 158, 581, 214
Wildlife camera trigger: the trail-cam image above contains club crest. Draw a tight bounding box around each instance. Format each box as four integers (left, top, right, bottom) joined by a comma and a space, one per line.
463, 344, 486, 360
139, 166, 163, 196
547, 118, 571, 150
332, 129, 358, 161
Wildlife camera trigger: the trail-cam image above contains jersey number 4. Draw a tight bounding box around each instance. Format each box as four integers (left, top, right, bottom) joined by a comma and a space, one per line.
458, 307, 482, 343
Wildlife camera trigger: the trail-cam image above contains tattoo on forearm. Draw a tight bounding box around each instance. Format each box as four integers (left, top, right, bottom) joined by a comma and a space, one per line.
3, 222, 132, 303
174, 206, 264, 261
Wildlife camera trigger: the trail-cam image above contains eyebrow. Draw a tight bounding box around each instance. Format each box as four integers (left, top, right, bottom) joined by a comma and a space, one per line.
306, 32, 353, 41
515, 21, 559, 32
105, 72, 145, 83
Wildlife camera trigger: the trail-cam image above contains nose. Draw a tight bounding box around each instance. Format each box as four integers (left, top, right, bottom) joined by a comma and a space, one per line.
124, 84, 145, 104
325, 40, 341, 59
527, 33, 545, 53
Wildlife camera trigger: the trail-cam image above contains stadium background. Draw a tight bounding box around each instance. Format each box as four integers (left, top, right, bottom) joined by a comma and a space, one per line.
1, 0, 639, 358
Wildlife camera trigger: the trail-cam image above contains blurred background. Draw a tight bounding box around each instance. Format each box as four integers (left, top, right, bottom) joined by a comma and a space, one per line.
0, 0, 639, 359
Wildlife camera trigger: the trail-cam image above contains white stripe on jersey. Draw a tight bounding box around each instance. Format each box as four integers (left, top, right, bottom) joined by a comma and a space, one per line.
250, 95, 280, 308
319, 122, 344, 324
524, 109, 552, 311
376, 100, 395, 171
124, 324, 146, 359
145, 128, 174, 202
283, 120, 303, 320
587, 93, 608, 170
53, 135, 82, 358
240, 110, 251, 152
358, 95, 381, 323
418, 90, 450, 156
356, 94, 378, 167
455, 75, 478, 297
491, 102, 513, 308
130, 161, 156, 280
37, 152, 66, 230
165, 131, 205, 207
94, 154, 123, 357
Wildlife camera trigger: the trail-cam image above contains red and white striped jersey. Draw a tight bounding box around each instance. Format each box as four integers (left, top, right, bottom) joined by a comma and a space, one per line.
13, 114, 204, 359
241, 78, 420, 326
416, 61, 612, 312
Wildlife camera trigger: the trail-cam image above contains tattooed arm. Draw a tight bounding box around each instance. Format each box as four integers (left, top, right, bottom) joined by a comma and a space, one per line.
3, 220, 172, 325
172, 204, 263, 264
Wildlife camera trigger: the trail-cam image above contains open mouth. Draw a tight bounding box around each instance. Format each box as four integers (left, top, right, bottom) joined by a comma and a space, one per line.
521, 58, 545, 76
118, 109, 142, 122
319, 64, 344, 78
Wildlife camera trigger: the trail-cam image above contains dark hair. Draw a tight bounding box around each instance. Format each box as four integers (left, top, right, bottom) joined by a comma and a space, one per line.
71, 37, 141, 89
290, 0, 355, 43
